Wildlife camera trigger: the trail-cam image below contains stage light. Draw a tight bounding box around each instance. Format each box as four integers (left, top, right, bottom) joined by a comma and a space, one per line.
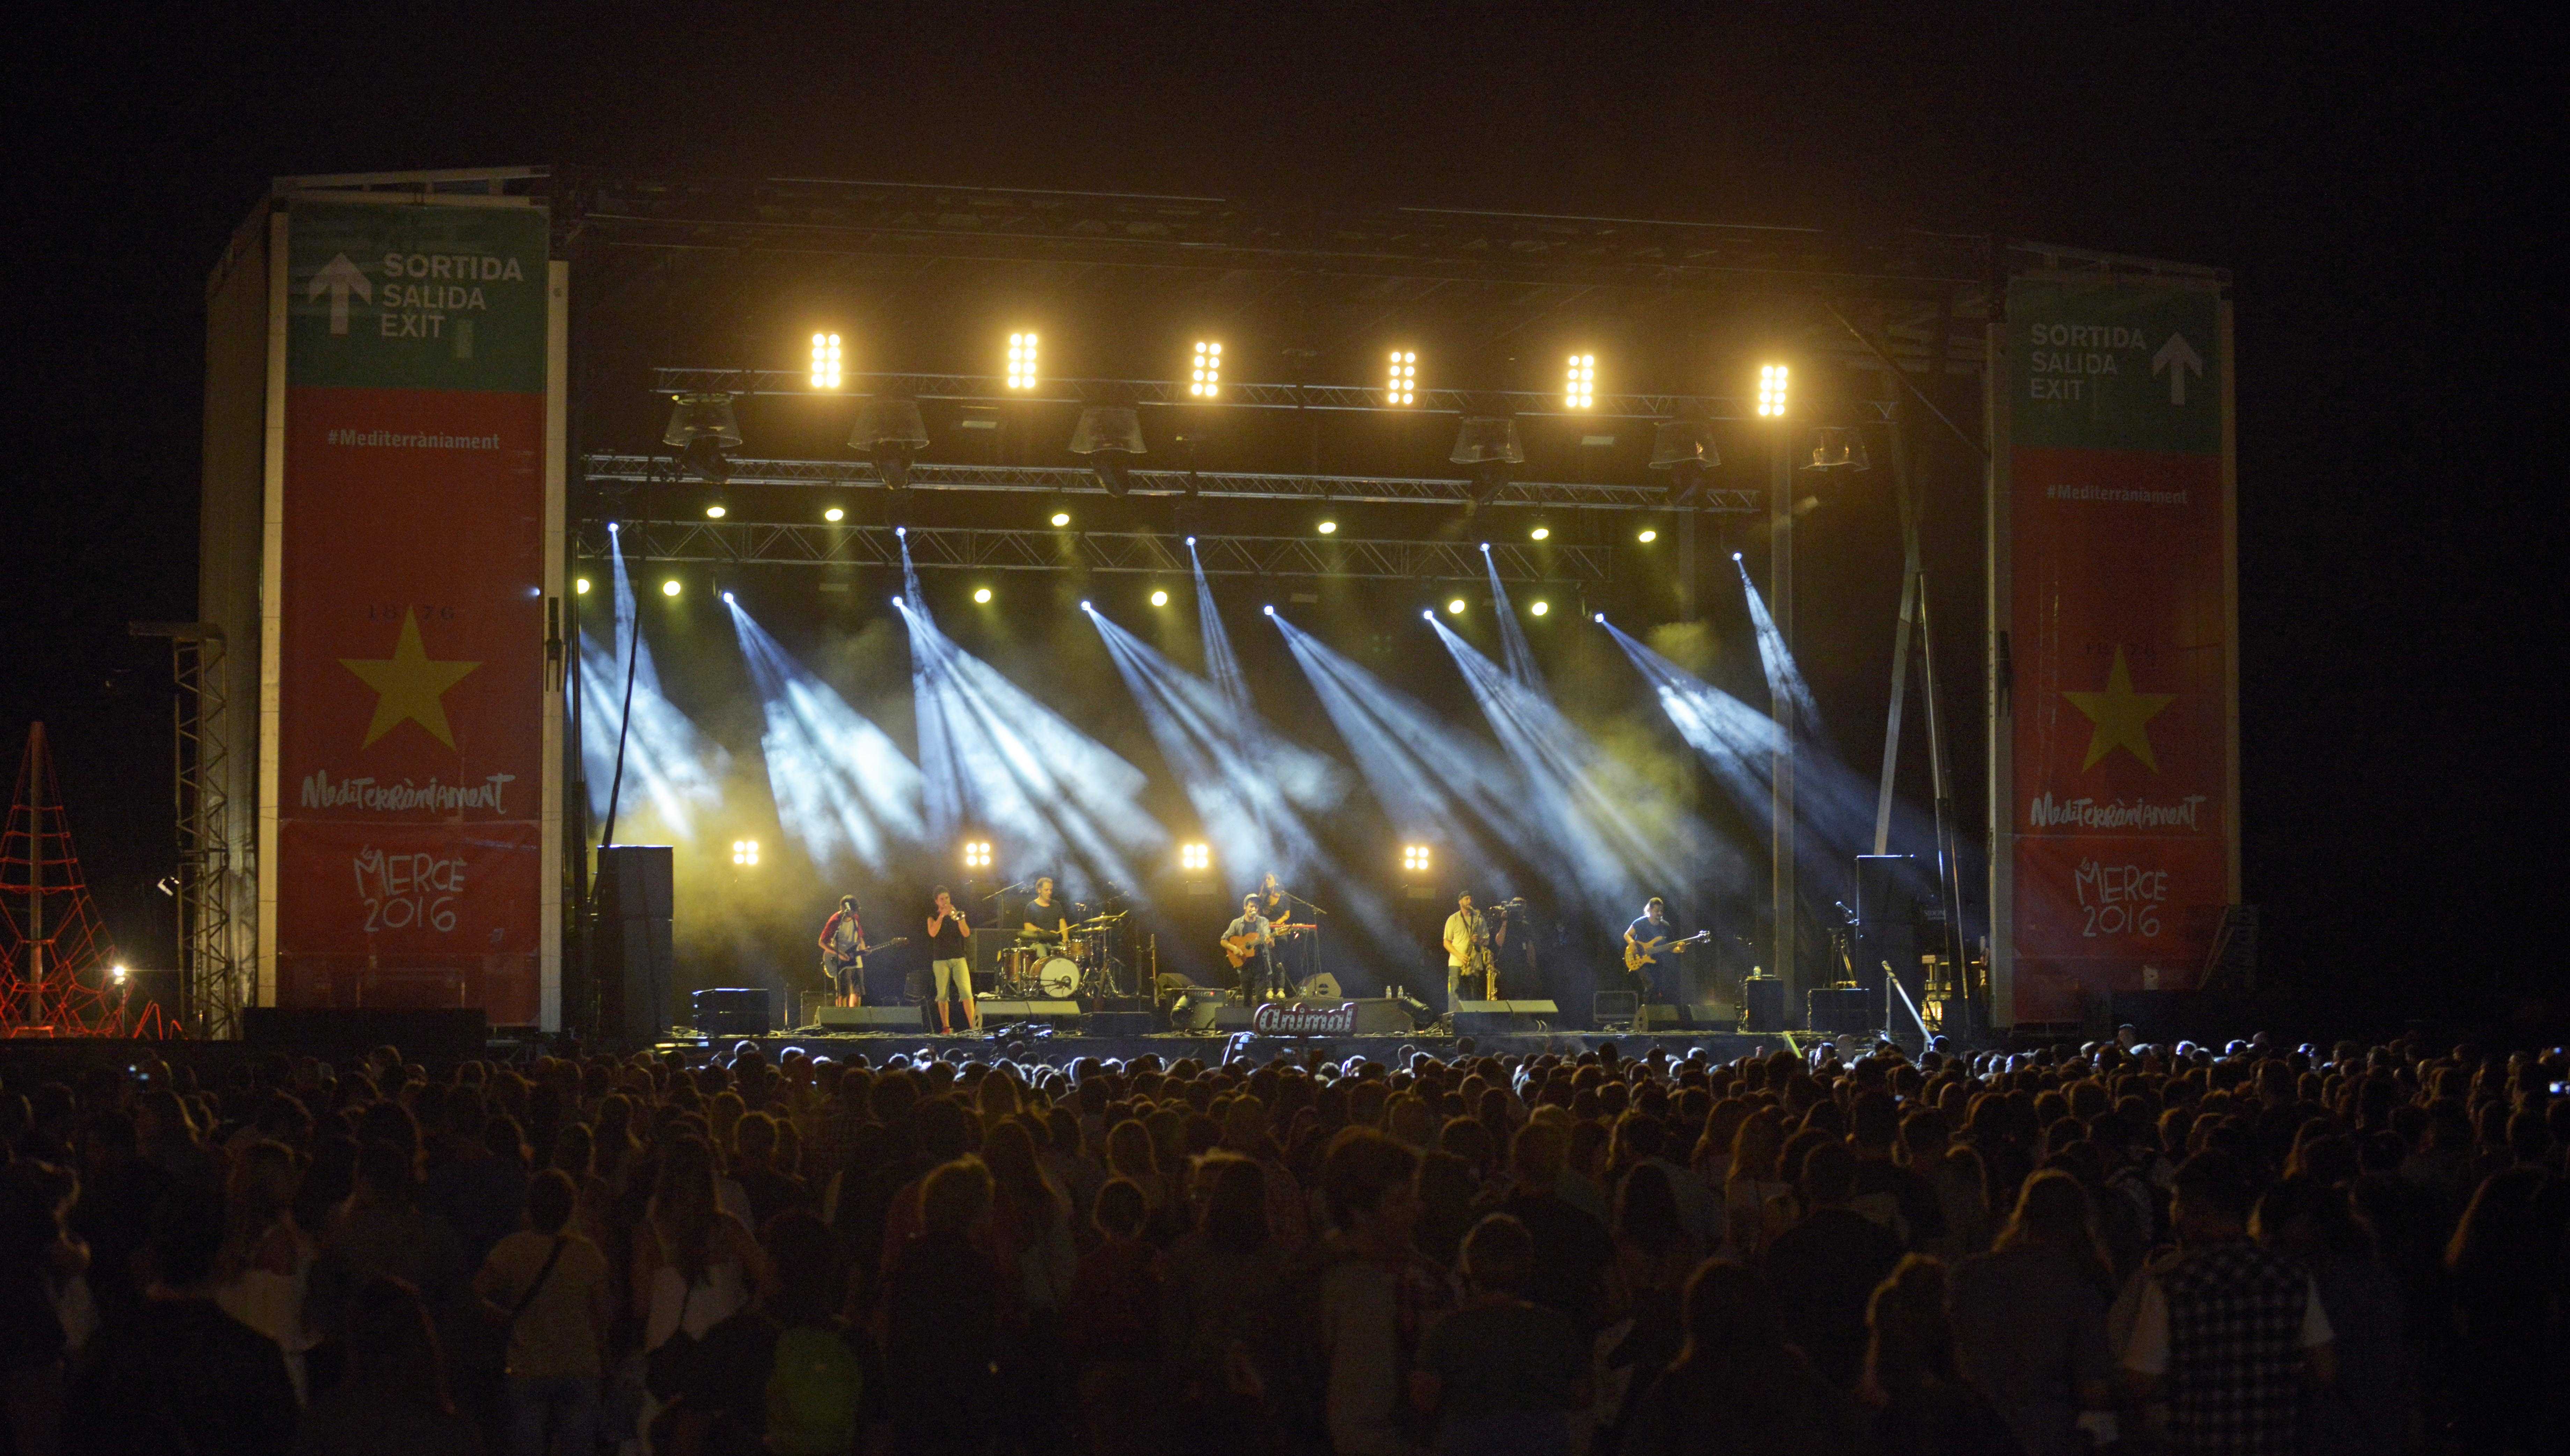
1564, 353, 1596, 409
1637, 528, 1658, 543
575, 576, 592, 594
1650, 418, 1721, 506
1150, 589, 1169, 607
1757, 364, 1789, 418
607, 521, 620, 535
1593, 612, 1606, 624
961, 839, 993, 870
851, 397, 930, 490
1179, 841, 1211, 870
705, 503, 727, 518
1264, 605, 1276, 617
110, 963, 128, 985
892, 595, 904, 607
722, 590, 736, 604
1051, 511, 1071, 528
1386, 350, 1417, 405
896, 525, 906, 537
1804, 426, 1871, 471
1184, 536, 1196, 546
1446, 598, 1466, 616
1189, 340, 1222, 398
1530, 600, 1549, 616
973, 586, 993, 604
1529, 525, 1550, 541
1451, 417, 1522, 510
1420, 609, 1433, 621
661, 579, 682, 597
664, 392, 742, 483
1401, 843, 1432, 873
1317, 520, 1337, 535
1080, 599, 1092, 611
823, 506, 845, 522
1006, 332, 1039, 390
809, 332, 843, 390
732, 838, 759, 867
1479, 542, 1491, 553
1070, 406, 1146, 497
1732, 550, 1744, 561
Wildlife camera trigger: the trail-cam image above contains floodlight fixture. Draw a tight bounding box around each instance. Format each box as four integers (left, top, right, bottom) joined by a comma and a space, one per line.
1732, 550, 1745, 561
111, 963, 128, 985
1530, 526, 1550, 541
732, 839, 760, 867
1401, 843, 1432, 873
1263, 605, 1276, 617
1593, 612, 1607, 624
809, 332, 844, 390
1637, 529, 1658, 543
1317, 520, 1337, 535
1079, 599, 1092, 611
661, 579, 682, 597
1386, 351, 1417, 405
961, 839, 993, 870
823, 506, 845, 522
1069, 406, 1146, 497
1184, 535, 1196, 546
1051, 511, 1072, 528
1756, 364, 1790, 418
705, 503, 727, 519
1189, 340, 1222, 398
575, 576, 592, 594
1179, 841, 1212, 871
607, 521, 620, 535
1150, 589, 1169, 607
1420, 609, 1433, 621
1564, 353, 1596, 409
721, 590, 736, 604
1530, 600, 1549, 616
973, 587, 993, 604
1006, 332, 1039, 390
1804, 426, 1871, 471
663, 392, 742, 482
1446, 597, 1466, 616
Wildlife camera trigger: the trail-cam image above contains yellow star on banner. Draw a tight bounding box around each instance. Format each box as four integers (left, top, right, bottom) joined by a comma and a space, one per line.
2064, 646, 2176, 772
339, 609, 481, 749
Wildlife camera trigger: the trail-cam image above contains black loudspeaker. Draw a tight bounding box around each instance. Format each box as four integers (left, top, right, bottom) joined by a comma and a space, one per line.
1454, 1000, 1561, 1035
243, 1007, 488, 1064
595, 846, 675, 1049
1740, 975, 1786, 1032
1808, 986, 1873, 1035
1636, 1003, 1692, 1032
691, 988, 770, 1038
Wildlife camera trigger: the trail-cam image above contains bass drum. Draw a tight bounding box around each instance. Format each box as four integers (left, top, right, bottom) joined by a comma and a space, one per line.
1034, 955, 1082, 1000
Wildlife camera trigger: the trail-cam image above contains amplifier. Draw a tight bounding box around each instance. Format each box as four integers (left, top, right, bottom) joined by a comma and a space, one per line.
691, 988, 770, 1038
1807, 986, 1873, 1036
1740, 975, 1786, 1032
815, 1005, 924, 1030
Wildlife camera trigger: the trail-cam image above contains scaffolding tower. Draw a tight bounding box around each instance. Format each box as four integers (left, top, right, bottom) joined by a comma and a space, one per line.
132, 622, 244, 1037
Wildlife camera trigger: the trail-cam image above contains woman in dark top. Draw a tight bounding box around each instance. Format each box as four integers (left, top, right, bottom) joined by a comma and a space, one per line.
1859, 1256, 2024, 1456
878, 1157, 1004, 1456
1621, 1260, 1864, 1456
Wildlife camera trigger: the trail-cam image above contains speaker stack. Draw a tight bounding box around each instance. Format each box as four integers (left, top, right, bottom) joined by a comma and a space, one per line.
593, 846, 674, 1049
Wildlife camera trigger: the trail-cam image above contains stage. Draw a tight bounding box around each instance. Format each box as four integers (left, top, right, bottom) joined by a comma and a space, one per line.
654, 1026, 1799, 1068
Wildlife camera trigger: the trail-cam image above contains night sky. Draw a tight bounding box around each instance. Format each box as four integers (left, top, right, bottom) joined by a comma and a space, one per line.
3, 7, 2554, 1030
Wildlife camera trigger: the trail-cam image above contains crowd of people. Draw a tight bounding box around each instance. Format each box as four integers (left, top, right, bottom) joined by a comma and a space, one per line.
2, 1027, 2564, 1456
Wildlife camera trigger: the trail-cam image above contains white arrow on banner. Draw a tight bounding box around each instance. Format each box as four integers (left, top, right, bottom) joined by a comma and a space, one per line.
308, 254, 372, 336
2151, 331, 2204, 406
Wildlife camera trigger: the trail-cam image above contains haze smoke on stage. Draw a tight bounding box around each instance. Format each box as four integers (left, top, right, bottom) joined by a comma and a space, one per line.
896, 537, 1164, 894
1429, 616, 1685, 920
1187, 539, 1249, 714
579, 533, 727, 839
1482, 549, 1544, 690
1737, 556, 1820, 735
727, 599, 924, 873
1270, 612, 1528, 893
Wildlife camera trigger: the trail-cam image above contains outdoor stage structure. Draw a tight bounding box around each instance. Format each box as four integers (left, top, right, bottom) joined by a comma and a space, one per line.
180, 166, 2240, 1045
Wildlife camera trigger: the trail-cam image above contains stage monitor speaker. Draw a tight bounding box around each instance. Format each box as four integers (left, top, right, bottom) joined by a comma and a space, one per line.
243, 1007, 488, 1063
594, 846, 674, 1047
1636, 1003, 1696, 1032
1593, 990, 1639, 1027
1808, 986, 1873, 1036
1453, 999, 1560, 1035
978, 1000, 1088, 1020
691, 988, 770, 1038
815, 1005, 924, 1030
1739, 975, 1786, 1032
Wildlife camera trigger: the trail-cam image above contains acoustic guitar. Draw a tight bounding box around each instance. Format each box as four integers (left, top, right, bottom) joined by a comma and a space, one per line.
1222, 923, 1314, 969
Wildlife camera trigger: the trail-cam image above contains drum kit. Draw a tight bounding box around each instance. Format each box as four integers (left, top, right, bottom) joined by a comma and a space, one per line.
998, 910, 1129, 1000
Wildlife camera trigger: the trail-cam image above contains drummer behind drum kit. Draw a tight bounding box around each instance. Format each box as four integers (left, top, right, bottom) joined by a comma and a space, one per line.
998, 911, 1131, 1000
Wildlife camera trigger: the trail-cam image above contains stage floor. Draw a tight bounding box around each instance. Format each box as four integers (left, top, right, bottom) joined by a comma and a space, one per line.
656, 1027, 1798, 1066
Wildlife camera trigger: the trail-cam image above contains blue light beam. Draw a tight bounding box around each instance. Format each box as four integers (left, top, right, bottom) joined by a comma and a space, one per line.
726, 600, 925, 874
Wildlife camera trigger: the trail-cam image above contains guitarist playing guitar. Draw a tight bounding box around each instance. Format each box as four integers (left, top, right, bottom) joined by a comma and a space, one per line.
816, 895, 908, 1008
1622, 897, 1709, 1003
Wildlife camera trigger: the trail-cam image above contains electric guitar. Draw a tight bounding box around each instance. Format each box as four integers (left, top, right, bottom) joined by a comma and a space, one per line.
821, 935, 908, 980
1623, 929, 1710, 974
1222, 923, 1314, 969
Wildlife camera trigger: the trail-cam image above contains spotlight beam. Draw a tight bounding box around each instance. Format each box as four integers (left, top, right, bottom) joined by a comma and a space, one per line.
1737, 556, 1821, 734
727, 600, 924, 873
579, 532, 728, 841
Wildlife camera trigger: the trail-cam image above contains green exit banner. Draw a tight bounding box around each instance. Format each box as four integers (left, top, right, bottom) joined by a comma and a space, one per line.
2010, 279, 2221, 456
286, 201, 549, 393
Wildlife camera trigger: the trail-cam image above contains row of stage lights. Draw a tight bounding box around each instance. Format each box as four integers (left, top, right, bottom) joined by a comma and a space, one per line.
579, 571, 1573, 618
725, 830, 1429, 880
814, 332, 1688, 413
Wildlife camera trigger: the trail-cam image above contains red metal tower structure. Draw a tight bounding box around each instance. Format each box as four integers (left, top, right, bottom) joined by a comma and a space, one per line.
0, 723, 125, 1036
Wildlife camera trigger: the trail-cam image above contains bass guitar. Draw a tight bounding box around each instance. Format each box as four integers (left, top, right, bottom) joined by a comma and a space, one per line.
1622, 929, 1709, 974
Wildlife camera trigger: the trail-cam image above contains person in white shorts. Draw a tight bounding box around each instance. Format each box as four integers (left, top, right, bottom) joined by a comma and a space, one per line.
924, 886, 978, 1034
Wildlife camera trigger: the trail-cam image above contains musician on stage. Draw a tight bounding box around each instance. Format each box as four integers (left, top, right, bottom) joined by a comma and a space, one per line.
925, 887, 979, 1034
1222, 893, 1281, 1001
1255, 872, 1290, 924
1017, 875, 1073, 945
817, 895, 870, 1007
1623, 896, 1692, 1001
1442, 890, 1503, 1007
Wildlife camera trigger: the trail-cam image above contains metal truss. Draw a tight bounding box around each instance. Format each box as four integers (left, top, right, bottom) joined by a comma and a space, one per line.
646, 368, 1899, 427
579, 520, 1610, 584
581, 453, 1762, 515
129, 623, 247, 1038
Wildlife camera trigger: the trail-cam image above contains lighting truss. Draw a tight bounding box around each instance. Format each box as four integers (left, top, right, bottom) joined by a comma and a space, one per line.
646, 368, 1908, 425
576, 519, 1610, 584
583, 453, 1760, 514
